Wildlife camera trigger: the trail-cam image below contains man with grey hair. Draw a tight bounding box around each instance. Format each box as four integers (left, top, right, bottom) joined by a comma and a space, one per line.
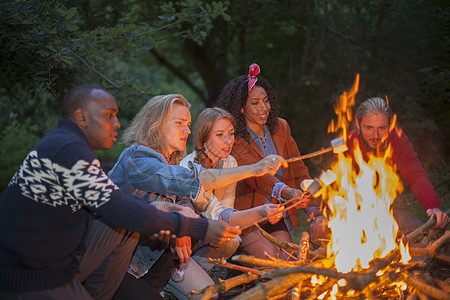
308, 97, 448, 248
349, 97, 448, 231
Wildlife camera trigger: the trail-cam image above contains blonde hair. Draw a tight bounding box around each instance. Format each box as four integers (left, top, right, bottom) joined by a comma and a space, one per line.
122, 94, 190, 156
193, 107, 235, 168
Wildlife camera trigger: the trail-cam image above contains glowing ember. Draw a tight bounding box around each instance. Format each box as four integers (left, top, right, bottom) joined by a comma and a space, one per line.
323, 74, 409, 273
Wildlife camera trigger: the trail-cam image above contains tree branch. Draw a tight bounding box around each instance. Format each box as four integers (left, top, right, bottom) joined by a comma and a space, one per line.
149, 48, 206, 103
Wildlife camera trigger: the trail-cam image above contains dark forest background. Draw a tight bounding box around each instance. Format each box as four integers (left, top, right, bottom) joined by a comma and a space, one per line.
1, 0, 448, 221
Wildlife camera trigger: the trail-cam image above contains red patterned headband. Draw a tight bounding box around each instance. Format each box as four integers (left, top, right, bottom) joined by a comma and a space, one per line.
247, 63, 260, 91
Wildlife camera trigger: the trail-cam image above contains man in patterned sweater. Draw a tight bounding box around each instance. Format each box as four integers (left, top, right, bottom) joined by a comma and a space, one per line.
0, 85, 239, 299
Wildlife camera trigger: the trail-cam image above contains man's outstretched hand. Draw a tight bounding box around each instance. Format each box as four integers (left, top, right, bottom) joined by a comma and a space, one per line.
427, 208, 449, 229
205, 220, 241, 245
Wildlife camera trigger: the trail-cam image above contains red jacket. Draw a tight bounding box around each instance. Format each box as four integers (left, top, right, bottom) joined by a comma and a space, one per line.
231, 118, 311, 228
346, 128, 440, 210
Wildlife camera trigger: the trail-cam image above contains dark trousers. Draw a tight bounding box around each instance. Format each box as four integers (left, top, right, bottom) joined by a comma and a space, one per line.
0, 219, 139, 300
113, 247, 176, 300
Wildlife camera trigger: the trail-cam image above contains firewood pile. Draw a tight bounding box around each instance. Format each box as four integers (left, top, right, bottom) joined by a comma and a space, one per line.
190, 210, 450, 300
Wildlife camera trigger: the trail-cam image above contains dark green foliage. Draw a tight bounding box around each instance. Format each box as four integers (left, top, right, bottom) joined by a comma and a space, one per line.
0, 118, 41, 192
0, 0, 448, 217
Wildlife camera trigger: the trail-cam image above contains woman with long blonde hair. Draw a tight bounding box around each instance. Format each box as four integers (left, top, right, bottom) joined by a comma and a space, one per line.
109, 95, 286, 299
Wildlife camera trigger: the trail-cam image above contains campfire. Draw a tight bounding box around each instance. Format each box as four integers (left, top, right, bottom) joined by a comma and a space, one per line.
191, 75, 450, 300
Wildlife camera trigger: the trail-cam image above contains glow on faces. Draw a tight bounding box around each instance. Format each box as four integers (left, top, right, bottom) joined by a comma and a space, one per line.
243, 86, 270, 136
163, 103, 191, 157
204, 117, 235, 166
357, 113, 389, 152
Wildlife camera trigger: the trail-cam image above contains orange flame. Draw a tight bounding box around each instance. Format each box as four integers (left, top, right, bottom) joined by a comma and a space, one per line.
324, 74, 409, 273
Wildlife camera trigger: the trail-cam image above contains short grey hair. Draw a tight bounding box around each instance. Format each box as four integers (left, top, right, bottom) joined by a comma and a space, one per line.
355, 97, 393, 125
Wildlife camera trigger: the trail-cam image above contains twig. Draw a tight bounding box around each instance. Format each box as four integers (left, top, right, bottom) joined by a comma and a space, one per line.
68, 49, 119, 88
405, 208, 450, 242
403, 272, 450, 300
289, 281, 303, 300
298, 231, 310, 263
305, 279, 338, 300
240, 194, 306, 230
434, 254, 450, 264
232, 273, 310, 300
409, 230, 450, 257
255, 224, 298, 256
231, 254, 300, 269
194, 272, 260, 300
262, 250, 399, 291
208, 258, 265, 275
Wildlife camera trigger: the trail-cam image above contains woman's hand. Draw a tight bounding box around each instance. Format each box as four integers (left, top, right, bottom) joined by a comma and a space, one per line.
174, 236, 192, 264
253, 155, 288, 177
281, 187, 310, 208
262, 204, 284, 224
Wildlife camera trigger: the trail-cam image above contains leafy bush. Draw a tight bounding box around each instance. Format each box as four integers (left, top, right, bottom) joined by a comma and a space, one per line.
0, 119, 41, 193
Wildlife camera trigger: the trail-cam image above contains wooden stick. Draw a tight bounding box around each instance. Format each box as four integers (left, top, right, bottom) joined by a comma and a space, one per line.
240, 194, 306, 230
305, 279, 338, 300
403, 272, 450, 300
255, 225, 326, 261
262, 250, 399, 291
208, 258, 265, 275
286, 147, 333, 163
193, 272, 260, 300
231, 273, 310, 300
289, 281, 302, 300
434, 254, 450, 264
409, 230, 450, 257
298, 231, 310, 263
231, 254, 300, 268
405, 208, 450, 242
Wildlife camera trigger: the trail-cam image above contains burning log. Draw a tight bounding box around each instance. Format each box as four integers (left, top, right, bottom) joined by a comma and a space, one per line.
232, 273, 310, 300
261, 251, 398, 292
190, 227, 449, 299
297, 231, 310, 263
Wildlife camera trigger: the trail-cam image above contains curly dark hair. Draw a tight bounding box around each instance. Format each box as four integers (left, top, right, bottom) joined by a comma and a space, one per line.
216, 75, 280, 142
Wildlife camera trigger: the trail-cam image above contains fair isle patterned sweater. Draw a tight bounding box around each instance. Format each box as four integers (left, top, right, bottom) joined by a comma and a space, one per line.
0, 118, 208, 292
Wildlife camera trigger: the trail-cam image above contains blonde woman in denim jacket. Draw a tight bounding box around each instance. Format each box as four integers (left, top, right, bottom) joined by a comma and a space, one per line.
109, 96, 286, 300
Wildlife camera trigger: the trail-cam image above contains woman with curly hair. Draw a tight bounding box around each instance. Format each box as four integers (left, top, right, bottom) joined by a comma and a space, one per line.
216, 63, 313, 259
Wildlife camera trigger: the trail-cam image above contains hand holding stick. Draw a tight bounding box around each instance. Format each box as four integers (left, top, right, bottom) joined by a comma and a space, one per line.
240, 193, 307, 230
240, 170, 337, 231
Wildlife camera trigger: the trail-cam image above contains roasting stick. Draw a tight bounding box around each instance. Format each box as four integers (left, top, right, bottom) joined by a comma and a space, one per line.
286, 137, 347, 163
239, 170, 338, 231
240, 193, 307, 231
286, 148, 334, 163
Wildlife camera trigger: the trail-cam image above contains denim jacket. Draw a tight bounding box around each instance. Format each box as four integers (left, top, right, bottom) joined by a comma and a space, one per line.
107, 144, 207, 278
